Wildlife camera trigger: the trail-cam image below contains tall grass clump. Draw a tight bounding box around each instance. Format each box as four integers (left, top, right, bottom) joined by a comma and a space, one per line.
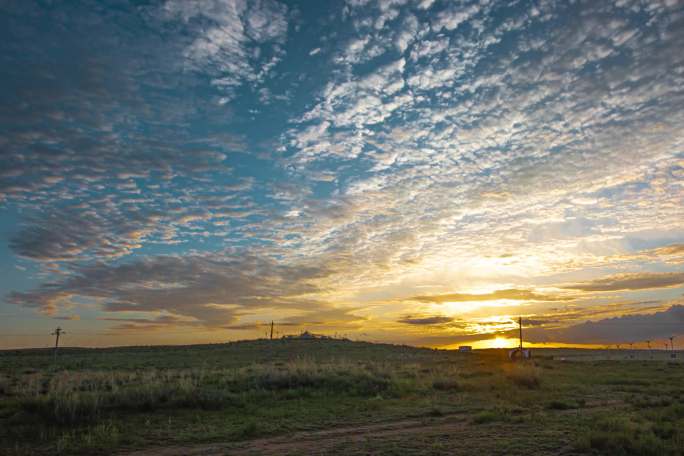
505, 364, 541, 389
0, 375, 10, 395
575, 417, 668, 456
239, 360, 396, 396
11, 361, 412, 426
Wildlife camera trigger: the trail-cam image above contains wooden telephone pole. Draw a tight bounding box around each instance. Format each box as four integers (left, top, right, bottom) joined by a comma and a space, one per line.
52, 327, 65, 360
518, 317, 523, 351
270, 321, 274, 340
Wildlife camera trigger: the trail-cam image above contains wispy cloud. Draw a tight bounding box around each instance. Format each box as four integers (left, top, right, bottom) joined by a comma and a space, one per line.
398, 315, 454, 325
408, 289, 574, 303
563, 272, 684, 292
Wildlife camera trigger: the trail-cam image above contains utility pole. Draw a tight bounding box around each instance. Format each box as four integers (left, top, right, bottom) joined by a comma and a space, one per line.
51, 327, 64, 360
670, 336, 676, 358
270, 321, 274, 340
518, 317, 523, 351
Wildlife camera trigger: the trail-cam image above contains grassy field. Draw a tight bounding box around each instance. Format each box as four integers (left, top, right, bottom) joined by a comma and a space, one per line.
1, 339, 683, 455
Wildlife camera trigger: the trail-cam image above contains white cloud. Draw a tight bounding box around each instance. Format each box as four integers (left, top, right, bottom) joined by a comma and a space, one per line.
163, 0, 288, 99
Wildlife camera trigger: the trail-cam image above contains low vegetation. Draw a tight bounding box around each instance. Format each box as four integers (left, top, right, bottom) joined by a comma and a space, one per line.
1, 340, 683, 455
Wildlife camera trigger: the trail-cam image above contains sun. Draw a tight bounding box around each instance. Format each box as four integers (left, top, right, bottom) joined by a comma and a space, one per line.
469, 337, 516, 349
491, 337, 510, 348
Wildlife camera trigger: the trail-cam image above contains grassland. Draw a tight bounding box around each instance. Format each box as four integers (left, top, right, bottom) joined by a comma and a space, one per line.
1, 339, 683, 455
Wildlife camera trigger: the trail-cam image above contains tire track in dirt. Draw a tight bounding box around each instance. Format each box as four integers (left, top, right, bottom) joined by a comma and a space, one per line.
121, 413, 468, 456
121, 401, 625, 456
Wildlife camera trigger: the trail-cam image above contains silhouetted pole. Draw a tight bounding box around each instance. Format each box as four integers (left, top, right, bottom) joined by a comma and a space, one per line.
518, 317, 523, 351
670, 336, 676, 358
270, 321, 274, 340
52, 327, 64, 360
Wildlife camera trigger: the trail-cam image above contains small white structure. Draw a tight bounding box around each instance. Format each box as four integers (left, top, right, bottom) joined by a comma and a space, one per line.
509, 317, 532, 361
508, 348, 532, 361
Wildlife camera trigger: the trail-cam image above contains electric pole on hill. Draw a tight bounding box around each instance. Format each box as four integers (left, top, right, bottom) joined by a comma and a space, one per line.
52, 327, 64, 360
270, 321, 274, 340
518, 317, 523, 351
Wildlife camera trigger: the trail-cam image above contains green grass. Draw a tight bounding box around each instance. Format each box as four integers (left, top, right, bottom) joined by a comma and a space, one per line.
1, 339, 684, 455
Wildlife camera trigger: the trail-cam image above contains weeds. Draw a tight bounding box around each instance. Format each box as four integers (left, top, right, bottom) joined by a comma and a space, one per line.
472, 408, 509, 424
56, 421, 120, 454
546, 399, 577, 410
505, 364, 541, 389
576, 417, 668, 456
431, 378, 460, 391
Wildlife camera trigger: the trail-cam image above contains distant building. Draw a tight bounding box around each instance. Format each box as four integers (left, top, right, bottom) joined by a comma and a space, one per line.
283, 330, 332, 340
458, 346, 473, 352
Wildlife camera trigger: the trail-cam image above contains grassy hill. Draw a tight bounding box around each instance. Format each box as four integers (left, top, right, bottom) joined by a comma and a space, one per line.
1, 339, 683, 455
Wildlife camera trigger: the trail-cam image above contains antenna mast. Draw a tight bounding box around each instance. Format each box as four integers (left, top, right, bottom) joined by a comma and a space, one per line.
51, 327, 65, 360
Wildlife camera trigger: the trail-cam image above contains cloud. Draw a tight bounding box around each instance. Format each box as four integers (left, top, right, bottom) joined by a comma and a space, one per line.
653, 244, 684, 256
8, 254, 334, 327
223, 322, 299, 330
162, 0, 289, 99
53, 315, 81, 321
520, 305, 684, 345
280, 307, 367, 326
563, 272, 684, 292
398, 315, 453, 325
408, 289, 573, 303
2, 0, 684, 345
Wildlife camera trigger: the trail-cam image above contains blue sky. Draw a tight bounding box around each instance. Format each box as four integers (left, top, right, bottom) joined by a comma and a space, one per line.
1, 0, 683, 349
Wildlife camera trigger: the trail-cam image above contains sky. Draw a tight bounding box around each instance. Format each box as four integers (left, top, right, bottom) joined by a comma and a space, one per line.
1, 0, 683, 350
